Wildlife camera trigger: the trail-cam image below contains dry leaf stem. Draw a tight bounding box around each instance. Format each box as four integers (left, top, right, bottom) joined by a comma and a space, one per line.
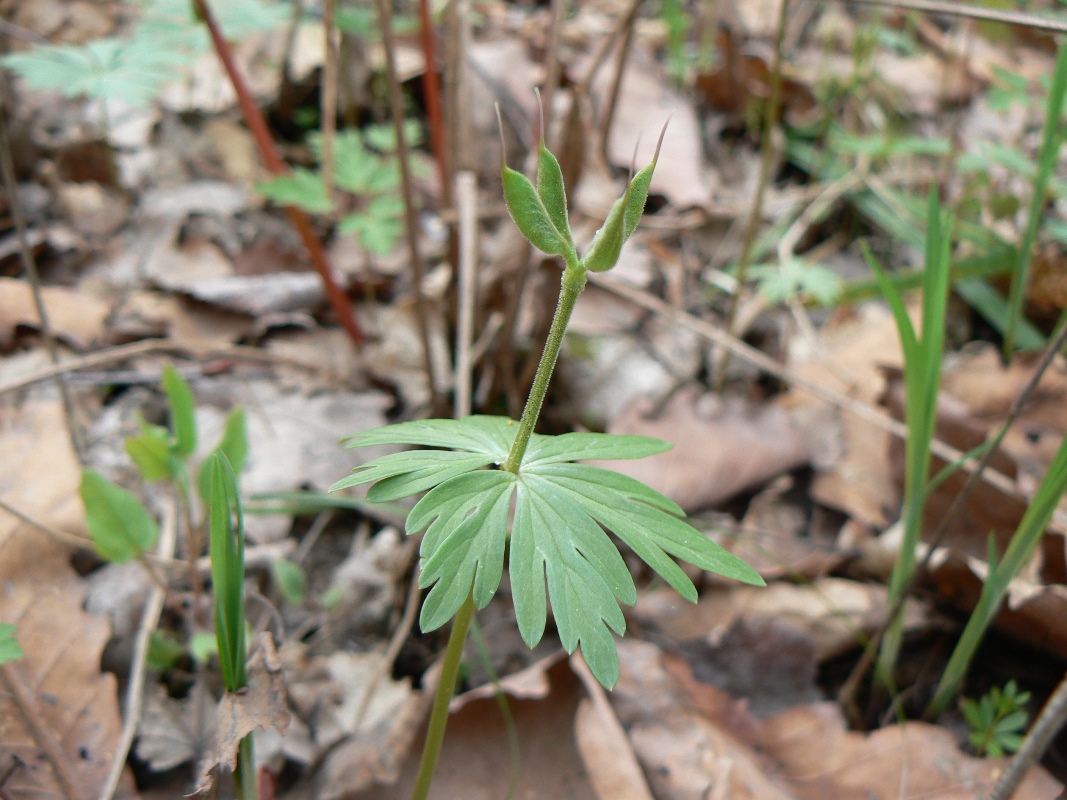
376, 0, 446, 416
715, 0, 790, 391
321, 0, 338, 203
845, 0, 1067, 35
189, 0, 364, 345
97, 499, 177, 800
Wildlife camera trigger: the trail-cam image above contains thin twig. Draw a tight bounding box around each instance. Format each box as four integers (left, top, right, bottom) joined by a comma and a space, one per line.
588, 273, 1044, 512
539, 0, 567, 144
454, 171, 479, 418
97, 499, 177, 800
418, 0, 451, 208
0, 339, 320, 397
0, 101, 83, 458
376, 0, 446, 415
990, 669, 1067, 800
321, 0, 338, 203
1, 664, 83, 800
189, 0, 364, 345
845, 0, 1067, 35
715, 0, 791, 391
597, 8, 637, 165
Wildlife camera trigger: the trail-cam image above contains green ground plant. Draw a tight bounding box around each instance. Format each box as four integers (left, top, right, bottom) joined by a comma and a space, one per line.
0, 0, 287, 109
258, 123, 428, 256
208, 452, 256, 800
964, 681, 1031, 758
330, 108, 764, 799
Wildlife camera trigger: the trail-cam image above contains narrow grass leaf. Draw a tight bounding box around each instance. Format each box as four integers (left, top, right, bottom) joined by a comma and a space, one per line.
80, 469, 158, 563
929, 428, 1067, 714
197, 406, 248, 503
1004, 41, 1067, 356
209, 453, 247, 693
0, 624, 23, 665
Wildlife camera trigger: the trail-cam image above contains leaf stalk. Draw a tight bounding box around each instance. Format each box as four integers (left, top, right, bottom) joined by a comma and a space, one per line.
503, 264, 586, 474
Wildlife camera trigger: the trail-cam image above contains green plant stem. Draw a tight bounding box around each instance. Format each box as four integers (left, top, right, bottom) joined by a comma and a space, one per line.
412, 593, 476, 800
235, 733, 257, 800
503, 264, 586, 473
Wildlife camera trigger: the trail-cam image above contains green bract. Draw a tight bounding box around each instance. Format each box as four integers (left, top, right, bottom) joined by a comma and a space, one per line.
332, 416, 763, 688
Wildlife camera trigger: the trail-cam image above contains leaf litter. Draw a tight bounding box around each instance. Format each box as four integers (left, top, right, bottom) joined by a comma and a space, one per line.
4, 0, 1067, 796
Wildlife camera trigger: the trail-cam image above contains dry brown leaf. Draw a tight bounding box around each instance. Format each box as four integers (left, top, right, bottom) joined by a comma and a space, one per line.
595, 387, 812, 512
0, 400, 137, 800
570, 653, 655, 800
613, 638, 1060, 800
0, 276, 110, 350
360, 660, 598, 800
196, 635, 290, 794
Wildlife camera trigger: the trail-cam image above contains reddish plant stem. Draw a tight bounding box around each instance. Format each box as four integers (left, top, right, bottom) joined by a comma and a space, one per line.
190, 0, 364, 345
418, 0, 451, 208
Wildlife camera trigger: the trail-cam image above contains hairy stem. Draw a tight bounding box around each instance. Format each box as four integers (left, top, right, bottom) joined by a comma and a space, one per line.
504, 264, 586, 473
411, 593, 476, 800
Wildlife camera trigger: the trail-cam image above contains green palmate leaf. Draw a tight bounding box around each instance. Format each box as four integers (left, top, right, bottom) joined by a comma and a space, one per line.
162, 365, 197, 458
334, 416, 764, 689
258, 169, 335, 214
0, 623, 23, 665
412, 472, 517, 628
80, 469, 159, 563
339, 415, 518, 459
209, 453, 247, 693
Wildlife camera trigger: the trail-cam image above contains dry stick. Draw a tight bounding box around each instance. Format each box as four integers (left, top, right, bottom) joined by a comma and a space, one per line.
991, 670, 1067, 800
0, 339, 320, 398
597, 8, 637, 166
376, 0, 446, 416
588, 273, 1038, 509
0, 103, 83, 458
539, 0, 567, 143
1, 663, 83, 800
321, 0, 338, 204
845, 0, 1067, 35
454, 171, 479, 418
418, 0, 451, 211
714, 0, 790, 392
189, 0, 363, 345
97, 499, 177, 800
838, 317, 1067, 724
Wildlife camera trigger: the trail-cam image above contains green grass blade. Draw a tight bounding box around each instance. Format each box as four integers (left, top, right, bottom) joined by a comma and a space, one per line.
929, 428, 1067, 715
209, 452, 247, 693
1003, 42, 1067, 357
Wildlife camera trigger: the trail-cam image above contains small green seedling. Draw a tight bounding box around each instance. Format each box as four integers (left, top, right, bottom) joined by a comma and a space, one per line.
332, 104, 764, 800
0, 623, 23, 665
208, 452, 256, 800
79, 365, 247, 564
258, 124, 428, 256
963, 680, 1031, 758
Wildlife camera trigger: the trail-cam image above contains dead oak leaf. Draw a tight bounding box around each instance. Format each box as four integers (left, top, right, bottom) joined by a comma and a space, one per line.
195, 635, 290, 794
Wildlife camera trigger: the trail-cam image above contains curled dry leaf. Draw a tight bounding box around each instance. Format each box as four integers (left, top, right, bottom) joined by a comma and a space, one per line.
196, 634, 290, 795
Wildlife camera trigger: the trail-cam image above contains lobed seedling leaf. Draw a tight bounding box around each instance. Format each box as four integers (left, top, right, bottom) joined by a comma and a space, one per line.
334, 416, 764, 688
80, 469, 159, 563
